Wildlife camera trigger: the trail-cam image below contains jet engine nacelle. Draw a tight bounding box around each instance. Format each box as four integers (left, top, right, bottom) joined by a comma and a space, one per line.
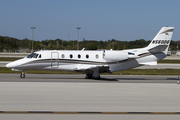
104, 51, 128, 62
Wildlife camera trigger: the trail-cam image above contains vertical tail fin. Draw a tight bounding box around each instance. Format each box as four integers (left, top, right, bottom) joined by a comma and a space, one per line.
146, 27, 174, 54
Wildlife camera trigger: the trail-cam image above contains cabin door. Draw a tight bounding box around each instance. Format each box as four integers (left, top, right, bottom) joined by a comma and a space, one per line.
51, 52, 59, 68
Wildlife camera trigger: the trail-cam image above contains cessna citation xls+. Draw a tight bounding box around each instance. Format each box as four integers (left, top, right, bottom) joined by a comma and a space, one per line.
6, 27, 174, 79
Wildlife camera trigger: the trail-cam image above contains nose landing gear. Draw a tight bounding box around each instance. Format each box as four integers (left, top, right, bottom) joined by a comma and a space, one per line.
20, 70, 26, 78
20, 73, 25, 78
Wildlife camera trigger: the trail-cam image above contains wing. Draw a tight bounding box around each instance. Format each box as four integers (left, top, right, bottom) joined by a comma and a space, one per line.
74, 65, 111, 74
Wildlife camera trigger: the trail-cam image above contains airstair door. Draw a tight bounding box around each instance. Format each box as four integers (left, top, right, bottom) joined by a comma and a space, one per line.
51, 52, 59, 68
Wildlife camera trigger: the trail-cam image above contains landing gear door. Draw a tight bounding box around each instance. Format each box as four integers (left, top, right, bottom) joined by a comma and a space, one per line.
51, 52, 59, 68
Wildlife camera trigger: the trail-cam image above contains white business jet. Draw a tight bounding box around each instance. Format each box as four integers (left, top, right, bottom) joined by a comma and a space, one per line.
6, 27, 174, 79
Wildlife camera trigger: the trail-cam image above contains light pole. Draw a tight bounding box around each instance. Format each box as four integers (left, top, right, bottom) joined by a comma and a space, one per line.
31, 27, 36, 53
76, 27, 81, 50
177, 40, 179, 51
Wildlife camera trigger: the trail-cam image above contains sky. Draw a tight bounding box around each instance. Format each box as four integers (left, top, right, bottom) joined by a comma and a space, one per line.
0, 0, 179, 41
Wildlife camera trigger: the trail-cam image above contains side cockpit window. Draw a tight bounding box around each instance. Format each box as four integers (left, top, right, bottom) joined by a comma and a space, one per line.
33, 54, 39, 58
27, 53, 40, 58
27, 53, 36, 58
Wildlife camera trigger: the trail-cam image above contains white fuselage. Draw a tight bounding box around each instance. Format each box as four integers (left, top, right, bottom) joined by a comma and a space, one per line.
6, 48, 166, 73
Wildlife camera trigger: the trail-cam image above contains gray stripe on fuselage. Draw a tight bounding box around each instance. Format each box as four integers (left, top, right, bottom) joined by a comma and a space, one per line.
21, 59, 127, 66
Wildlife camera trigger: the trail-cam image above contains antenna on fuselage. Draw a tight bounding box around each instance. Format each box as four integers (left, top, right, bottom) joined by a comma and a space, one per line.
81, 48, 85, 51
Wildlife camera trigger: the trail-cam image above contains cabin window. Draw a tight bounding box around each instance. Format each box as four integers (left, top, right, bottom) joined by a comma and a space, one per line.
39, 54, 41, 58
78, 54, 81, 58
61, 54, 65, 58
86, 54, 89, 59
70, 54, 73, 58
96, 54, 99, 59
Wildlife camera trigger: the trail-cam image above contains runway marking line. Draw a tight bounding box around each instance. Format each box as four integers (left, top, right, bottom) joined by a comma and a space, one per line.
0, 111, 180, 114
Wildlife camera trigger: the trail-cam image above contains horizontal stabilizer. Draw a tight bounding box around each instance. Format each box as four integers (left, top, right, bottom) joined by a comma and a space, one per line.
148, 45, 168, 53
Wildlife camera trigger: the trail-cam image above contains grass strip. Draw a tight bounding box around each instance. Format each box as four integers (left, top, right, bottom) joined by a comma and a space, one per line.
0, 57, 22, 61
158, 59, 180, 64
115, 69, 180, 75
1, 67, 180, 75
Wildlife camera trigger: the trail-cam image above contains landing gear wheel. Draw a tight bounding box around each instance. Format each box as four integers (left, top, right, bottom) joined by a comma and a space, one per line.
20, 70, 26, 78
93, 75, 100, 80
20, 74, 25, 78
85, 74, 92, 79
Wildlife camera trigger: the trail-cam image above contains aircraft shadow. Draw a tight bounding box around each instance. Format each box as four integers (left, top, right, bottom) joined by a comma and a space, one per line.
94, 78, 119, 82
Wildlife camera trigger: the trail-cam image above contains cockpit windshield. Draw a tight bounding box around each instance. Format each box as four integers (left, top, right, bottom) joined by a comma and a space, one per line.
27, 53, 39, 58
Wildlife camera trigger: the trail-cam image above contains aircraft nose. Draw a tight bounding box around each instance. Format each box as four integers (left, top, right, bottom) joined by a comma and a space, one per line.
6, 62, 19, 68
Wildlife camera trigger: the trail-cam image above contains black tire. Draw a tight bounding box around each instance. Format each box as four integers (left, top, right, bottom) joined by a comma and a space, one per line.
85, 74, 92, 79
92, 75, 100, 80
20, 74, 25, 78
95, 76, 100, 80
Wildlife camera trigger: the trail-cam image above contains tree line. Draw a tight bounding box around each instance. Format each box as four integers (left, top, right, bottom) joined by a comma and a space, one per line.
0, 36, 179, 52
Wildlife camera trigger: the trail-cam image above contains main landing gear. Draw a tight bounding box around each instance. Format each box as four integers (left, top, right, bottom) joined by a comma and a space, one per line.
85, 67, 101, 80
85, 73, 101, 80
20, 70, 26, 78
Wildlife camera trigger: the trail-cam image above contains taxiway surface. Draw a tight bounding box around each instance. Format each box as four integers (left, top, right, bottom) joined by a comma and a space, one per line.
0, 74, 178, 83
0, 74, 180, 120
